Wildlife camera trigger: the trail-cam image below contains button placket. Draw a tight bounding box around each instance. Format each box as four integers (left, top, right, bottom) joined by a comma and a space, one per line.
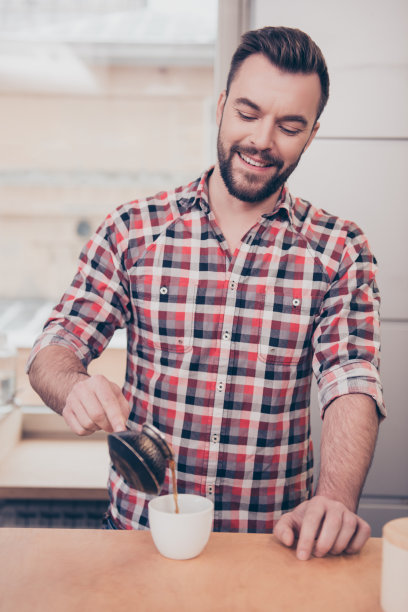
221, 278, 233, 355
206, 269, 241, 504
216, 381, 225, 392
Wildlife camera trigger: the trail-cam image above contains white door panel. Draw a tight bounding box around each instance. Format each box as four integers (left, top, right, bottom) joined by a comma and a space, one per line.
252, 0, 408, 138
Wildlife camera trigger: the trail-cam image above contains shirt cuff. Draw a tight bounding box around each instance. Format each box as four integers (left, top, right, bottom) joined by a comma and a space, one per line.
26, 327, 93, 374
317, 359, 386, 420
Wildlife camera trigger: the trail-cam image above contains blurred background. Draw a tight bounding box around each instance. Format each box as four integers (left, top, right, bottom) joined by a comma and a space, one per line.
0, 0, 406, 533
0, 0, 216, 305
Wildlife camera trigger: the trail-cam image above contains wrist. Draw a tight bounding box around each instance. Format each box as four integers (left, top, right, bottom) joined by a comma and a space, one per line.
314, 487, 357, 512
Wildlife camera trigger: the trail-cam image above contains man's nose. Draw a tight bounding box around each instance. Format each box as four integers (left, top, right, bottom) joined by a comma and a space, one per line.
249, 118, 275, 151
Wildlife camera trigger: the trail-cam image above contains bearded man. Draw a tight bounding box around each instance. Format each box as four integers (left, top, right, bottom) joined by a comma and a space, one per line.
28, 26, 385, 561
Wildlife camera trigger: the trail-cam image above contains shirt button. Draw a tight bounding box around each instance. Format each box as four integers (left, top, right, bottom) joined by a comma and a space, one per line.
208, 485, 214, 494
222, 331, 230, 340
211, 433, 219, 443
292, 298, 301, 307
216, 382, 224, 392
268, 347, 276, 354
176, 338, 184, 346
229, 280, 237, 290
160, 286, 168, 295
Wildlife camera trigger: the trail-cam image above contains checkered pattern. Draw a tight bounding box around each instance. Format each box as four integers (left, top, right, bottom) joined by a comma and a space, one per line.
28, 167, 385, 532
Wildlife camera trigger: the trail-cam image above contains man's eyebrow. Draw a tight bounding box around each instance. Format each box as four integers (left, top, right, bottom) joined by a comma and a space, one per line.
278, 114, 308, 127
234, 97, 261, 112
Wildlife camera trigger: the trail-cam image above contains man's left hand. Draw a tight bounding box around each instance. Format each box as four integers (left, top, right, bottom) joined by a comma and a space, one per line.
273, 495, 371, 561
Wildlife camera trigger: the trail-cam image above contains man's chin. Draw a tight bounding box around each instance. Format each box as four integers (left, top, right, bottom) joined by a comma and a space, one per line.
224, 173, 284, 203
225, 183, 278, 204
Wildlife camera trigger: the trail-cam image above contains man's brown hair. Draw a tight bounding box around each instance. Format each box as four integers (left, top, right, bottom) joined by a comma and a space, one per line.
226, 26, 330, 120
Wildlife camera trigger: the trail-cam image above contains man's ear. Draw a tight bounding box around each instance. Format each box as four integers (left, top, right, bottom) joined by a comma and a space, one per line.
304, 121, 320, 152
216, 90, 227, 127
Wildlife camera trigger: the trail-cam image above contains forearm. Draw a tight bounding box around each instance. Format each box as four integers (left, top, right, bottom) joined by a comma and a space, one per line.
315, 393, 379, 511
28, 345, 89, 415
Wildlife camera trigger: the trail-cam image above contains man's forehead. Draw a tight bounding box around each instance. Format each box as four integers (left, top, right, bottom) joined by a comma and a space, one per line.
229, 53, 321, 119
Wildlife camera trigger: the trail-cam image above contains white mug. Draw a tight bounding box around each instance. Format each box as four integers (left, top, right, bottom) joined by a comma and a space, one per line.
148, 493, 214, 560
381, 517, 408, 612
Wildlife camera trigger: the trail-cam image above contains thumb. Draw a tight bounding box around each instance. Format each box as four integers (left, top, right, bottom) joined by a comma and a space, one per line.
109, 385, 131, 431
274, 512, 296, 548
112, 384, 131, 420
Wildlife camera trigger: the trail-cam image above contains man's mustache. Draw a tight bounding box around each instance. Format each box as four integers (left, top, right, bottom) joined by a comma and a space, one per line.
231, 145, 284, 170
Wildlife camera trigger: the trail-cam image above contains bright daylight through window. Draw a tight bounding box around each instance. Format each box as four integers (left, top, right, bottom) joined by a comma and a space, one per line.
0, 0, 217, 407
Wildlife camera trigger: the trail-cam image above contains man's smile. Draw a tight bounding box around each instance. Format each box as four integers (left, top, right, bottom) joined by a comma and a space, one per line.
233, 147, 285, 177
237, 151, 274, 168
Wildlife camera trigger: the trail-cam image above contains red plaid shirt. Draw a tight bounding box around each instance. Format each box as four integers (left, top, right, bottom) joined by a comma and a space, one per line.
28, 168, 385, 532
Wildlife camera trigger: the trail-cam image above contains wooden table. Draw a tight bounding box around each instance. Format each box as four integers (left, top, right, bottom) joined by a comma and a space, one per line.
0, 529, 382, 611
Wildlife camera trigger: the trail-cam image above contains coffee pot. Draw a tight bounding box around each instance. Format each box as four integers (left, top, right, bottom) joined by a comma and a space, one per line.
107, 423, 174, 494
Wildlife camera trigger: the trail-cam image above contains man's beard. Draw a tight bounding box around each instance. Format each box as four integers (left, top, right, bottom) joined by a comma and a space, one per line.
217, 133, 302, 204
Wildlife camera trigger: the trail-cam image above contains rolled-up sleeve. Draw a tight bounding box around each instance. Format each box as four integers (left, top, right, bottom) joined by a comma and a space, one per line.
27, 212, 131, 373
312, 226, 386, 419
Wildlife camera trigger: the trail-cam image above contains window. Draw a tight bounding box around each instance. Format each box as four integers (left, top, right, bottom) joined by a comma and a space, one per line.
0, 0, 217, 368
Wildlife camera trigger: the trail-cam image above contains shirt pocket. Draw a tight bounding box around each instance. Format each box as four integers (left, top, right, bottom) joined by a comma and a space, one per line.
258, 286, 316, 365
135, 275, 198, 353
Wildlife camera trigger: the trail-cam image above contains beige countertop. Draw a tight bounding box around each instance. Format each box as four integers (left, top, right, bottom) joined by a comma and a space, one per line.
0, 529, 383, 612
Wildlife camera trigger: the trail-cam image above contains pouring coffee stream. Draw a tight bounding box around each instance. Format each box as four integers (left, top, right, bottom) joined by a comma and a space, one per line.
107, 423, 179, 513
168, 458, 179, 514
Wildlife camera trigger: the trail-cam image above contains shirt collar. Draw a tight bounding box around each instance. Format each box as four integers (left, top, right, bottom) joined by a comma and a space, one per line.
176, 167, 213, 214
261, 185, 294, 224
177, 166, 293, 223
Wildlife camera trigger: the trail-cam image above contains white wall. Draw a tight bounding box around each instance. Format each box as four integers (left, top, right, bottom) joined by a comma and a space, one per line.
249, 0, 408, 533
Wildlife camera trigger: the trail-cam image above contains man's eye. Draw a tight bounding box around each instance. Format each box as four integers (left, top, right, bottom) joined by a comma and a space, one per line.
238, 111, 256, 121
280, 126, 301, 136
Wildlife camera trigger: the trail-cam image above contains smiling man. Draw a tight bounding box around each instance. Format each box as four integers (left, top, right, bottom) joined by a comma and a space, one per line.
209, 52, 322, 253
28, 27, 385, 560
216, 58, 320, 204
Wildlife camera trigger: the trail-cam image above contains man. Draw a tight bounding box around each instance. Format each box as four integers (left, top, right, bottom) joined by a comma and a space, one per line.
28, 27, 385, 560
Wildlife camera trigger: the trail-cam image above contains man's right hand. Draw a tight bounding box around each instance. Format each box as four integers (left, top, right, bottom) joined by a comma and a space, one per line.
63, 373, 130, 436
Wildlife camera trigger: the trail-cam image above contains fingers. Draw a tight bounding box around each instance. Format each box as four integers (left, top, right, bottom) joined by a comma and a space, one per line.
63, 374, 130, 436
312, 505, 352, 557
88, 376, 128, 432
296, 501, 326, 561
112, 382, 132, 420
313, 511, 370, 558
273, 512, 297, 548
329, 512, 359, 555
64, 407, 97, 437
274, 497, 371, 561
345, 518, 371, 554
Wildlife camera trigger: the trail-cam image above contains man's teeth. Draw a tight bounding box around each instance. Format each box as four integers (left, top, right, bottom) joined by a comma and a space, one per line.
239, 152, 271, 167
